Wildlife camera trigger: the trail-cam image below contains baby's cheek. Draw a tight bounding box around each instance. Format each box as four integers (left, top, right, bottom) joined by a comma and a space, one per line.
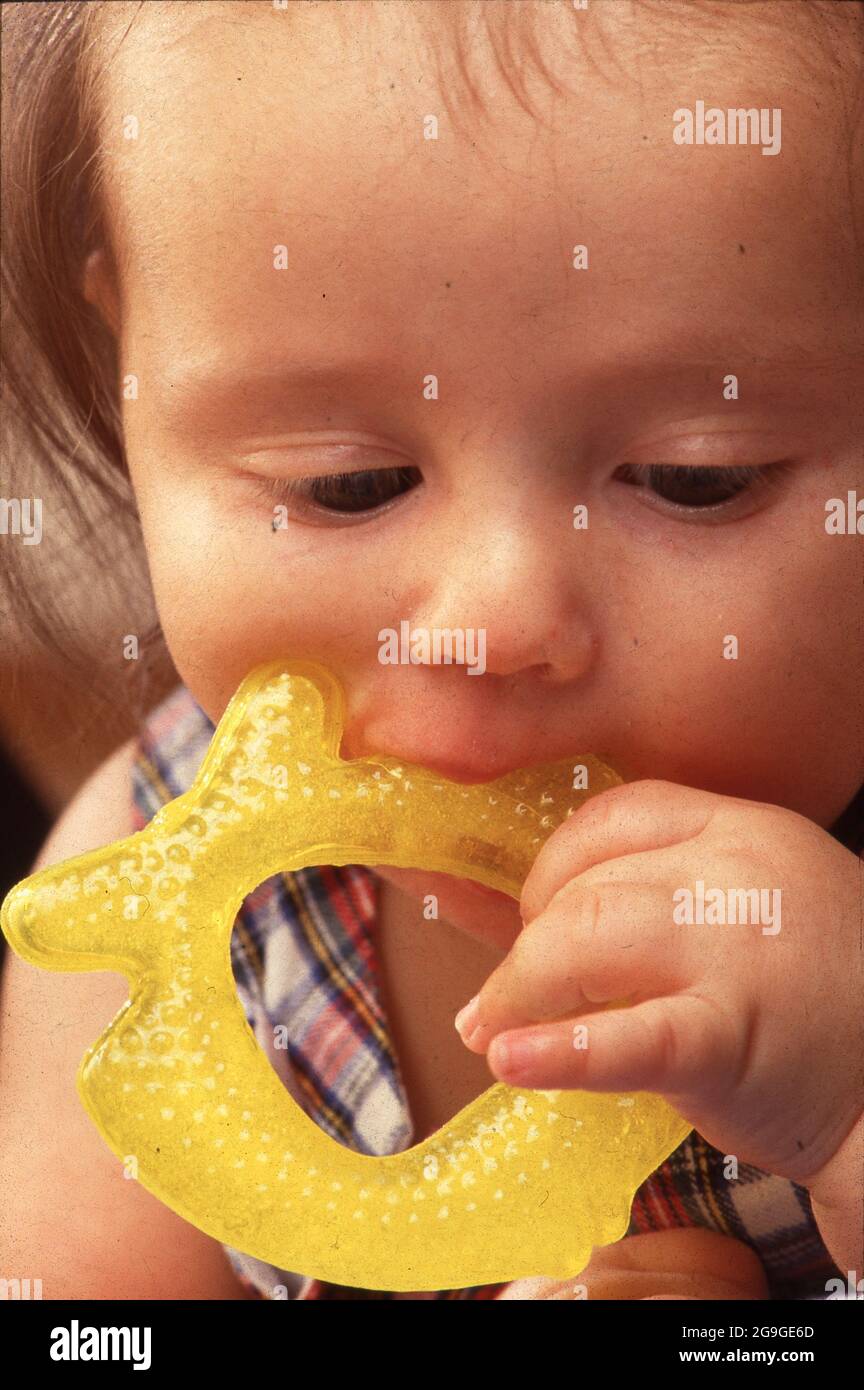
730, 530, 864, 825
609, 533, 860, 827
133, 522, 259, 717
133, 496, 294, 712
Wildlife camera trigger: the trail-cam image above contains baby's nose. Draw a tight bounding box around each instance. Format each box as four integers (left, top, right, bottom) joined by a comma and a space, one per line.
411, 506, 597, 683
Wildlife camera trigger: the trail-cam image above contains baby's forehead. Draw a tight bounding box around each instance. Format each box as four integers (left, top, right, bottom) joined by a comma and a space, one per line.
93, 0, 859, 102
90, 0, 861, 368
92, 0, 860, 198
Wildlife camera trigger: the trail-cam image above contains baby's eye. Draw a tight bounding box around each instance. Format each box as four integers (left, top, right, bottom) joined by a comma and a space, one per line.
258, 465, 423, 520
614, 462, 787, 511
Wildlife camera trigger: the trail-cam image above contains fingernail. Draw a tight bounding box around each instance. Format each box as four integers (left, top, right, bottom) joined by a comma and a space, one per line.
454, 993, 480, 1038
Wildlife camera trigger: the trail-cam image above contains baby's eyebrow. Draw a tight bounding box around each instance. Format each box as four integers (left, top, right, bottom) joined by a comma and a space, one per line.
173, 361, 374, 398
158, 360, 399, 435
156, 342, 859, 447
173, 350, 855, 402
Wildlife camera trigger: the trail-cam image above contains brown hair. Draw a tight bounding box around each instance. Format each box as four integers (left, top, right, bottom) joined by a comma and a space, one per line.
1, 0, 862, 850
1, 0, 161, 704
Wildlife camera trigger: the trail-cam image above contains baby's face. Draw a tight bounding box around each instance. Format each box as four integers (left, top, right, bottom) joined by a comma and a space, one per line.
87, 1, 862, 946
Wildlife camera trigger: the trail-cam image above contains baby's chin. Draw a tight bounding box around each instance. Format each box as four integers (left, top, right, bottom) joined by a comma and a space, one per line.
371, 865, 525, 952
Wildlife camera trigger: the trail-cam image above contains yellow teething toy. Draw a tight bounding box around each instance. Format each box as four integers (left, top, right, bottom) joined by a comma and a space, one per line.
1, 660, 691, 1291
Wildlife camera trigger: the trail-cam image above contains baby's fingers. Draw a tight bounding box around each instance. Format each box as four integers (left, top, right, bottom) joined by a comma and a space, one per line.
484, 993, 743, 1096
457, 880, 681, 1052
499, 1230, 769, 1300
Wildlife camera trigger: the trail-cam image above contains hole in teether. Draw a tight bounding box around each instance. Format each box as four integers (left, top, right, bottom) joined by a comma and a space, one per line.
228, 862, 514, 1150
227, 866, 423, 1152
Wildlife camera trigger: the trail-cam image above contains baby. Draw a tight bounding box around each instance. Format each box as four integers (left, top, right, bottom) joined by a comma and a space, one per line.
1, 0, 861, 1301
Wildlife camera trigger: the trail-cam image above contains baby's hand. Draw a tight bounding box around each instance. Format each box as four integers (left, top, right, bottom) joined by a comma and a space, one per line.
497, 1228, 769, 1300
456, 781, 863, 1188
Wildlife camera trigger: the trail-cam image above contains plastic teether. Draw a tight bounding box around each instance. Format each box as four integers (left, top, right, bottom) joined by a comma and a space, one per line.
1, 660, 691, 1291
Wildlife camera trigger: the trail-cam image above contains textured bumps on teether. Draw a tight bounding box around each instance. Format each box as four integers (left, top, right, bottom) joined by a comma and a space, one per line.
0, 660, 691, 1291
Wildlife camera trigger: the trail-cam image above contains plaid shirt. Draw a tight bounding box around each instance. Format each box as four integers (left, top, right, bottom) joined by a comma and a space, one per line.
130, 683, 843, 1301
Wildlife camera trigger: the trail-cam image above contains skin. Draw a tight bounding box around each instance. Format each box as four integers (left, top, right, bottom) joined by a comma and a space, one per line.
82, 0, 864, 1293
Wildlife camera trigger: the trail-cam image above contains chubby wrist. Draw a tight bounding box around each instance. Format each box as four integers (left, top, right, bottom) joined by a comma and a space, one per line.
807, 1107, 864, 1275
